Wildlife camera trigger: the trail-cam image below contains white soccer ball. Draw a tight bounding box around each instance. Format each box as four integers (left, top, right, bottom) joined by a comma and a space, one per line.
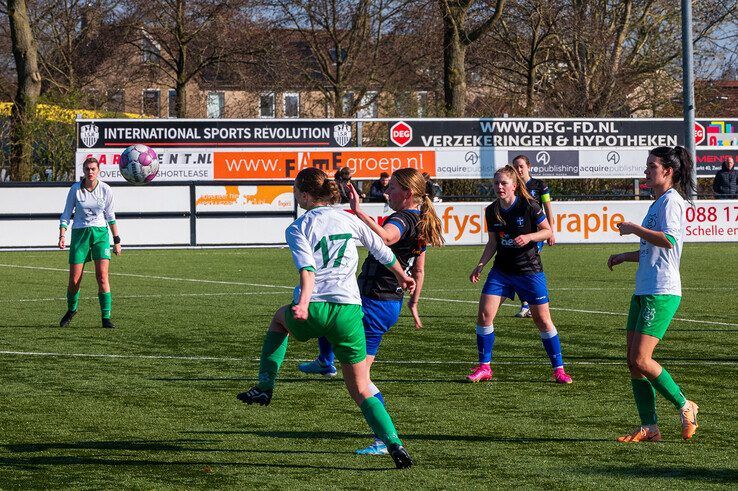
119, 144, 159, 184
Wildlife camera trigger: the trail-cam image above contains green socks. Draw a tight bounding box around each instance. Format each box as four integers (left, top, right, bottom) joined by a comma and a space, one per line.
360, 396, 402, 446
650, 368, 687, 410
257, 330, 289, 390
98, 291, 112, 319
67, 289, 80, 312
631, 378, 658, 426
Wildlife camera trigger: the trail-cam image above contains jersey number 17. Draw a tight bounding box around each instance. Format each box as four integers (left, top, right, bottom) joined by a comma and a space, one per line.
314, 234, 353, 268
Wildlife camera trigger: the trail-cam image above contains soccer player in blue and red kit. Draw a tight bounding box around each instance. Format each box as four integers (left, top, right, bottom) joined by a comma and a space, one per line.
511, 155, 556, 318
467, 165, 572, 384
298, 168, 445, 455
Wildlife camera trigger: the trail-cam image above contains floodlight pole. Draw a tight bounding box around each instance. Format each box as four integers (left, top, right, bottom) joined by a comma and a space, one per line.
681, 0, 697, 199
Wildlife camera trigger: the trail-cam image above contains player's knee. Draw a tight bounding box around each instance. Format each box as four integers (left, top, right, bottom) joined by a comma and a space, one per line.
96, 274, 109, 289
477, 310, 494, 325
631, 355, 652, 373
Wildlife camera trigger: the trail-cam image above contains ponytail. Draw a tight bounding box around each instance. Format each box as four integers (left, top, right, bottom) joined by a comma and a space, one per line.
418, 194, 445, 248
295, 167, 340, 204
321, 178, 340, 204
391, 168, 445, 248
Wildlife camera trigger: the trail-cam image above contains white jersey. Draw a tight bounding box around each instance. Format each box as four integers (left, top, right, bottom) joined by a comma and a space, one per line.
635, 188, 685, 296
286, 206, 396, 305
59, 180, 116, 229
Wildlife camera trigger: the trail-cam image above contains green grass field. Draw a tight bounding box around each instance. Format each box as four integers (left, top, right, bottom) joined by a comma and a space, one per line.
0, 244, 736, 488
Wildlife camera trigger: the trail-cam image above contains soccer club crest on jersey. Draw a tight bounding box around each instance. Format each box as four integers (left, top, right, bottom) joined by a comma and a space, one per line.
80, 122, 100, 148
516, 216, 525, 227
642, 305, 656, 326
333, 122, 352, 147
530, 190, 537, 197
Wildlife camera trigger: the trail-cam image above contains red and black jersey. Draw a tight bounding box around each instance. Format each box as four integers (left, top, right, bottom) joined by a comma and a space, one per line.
358, 209, 424, 300
485, 197, 546, 275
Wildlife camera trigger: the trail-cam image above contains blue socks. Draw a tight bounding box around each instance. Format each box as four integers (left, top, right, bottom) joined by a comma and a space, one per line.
475, 325, 495, 364
317, 336, 335, 366
540, 327, 564, 368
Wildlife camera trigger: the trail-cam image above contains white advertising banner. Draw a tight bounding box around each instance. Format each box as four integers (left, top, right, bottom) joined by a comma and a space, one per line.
331, 200, 738, 244
433, 147, 657, 179
76, 149, 214, 181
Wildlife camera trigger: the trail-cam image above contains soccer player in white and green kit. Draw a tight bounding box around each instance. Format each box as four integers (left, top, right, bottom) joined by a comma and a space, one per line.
237, 167, 416, 469
608, 146, 699, 442
58, 157, 121, 328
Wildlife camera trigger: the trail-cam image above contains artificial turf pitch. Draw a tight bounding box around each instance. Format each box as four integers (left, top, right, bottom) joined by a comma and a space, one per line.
0, 244, 735, 488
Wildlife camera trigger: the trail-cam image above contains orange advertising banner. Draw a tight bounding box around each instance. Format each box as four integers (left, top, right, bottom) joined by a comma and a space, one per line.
213, 149, 435, 180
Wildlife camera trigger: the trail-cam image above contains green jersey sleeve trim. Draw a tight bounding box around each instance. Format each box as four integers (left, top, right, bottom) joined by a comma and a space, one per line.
300, 266, 316, 272
540, 193, 551, 203
60, 224, 68, 229
664, 233, 676, 246
382, 256, 397, 268
107, 220, 116, 225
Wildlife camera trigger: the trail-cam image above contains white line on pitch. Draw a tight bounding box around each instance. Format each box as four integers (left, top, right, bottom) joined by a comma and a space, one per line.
0, 291, 285, 304
0, 264, 293, 290
2, 263, 735, 328
424, 287, 726, 292
419, 296, 738, 328
0, 351, 735, 366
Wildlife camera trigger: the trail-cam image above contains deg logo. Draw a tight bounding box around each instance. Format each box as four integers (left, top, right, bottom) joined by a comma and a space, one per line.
695, 122, 705, 145
390, 121, 412, 147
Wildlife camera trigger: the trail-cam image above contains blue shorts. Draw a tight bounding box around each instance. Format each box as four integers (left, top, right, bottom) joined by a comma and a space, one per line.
481, 268, 550, 305
361, 296, 402, 356
537, 241, 544, 253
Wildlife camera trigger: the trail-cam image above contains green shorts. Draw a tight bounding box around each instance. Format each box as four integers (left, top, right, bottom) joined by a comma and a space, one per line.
285, 302, 366, 364
626, 294, 681, 340
69, 226, 111, 264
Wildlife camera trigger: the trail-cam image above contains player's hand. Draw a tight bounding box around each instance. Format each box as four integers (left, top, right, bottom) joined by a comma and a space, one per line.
292, 302, 309, 321
616, 221, 637, 236
513, 234, 531, 247
547, 233, 556, 246
348, 183, 362, 213
113, 244, 122, 256
407, 300, 423, 329
470, 264, 483, 283
58, 236, 66, 249
399, 275, 416, 294
607, 253, 625, 271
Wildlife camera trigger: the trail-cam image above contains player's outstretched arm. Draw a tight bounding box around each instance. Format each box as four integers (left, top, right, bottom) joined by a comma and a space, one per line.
616, 222, 672, 248
349, 183, 401, 245
607, 251, 640, 270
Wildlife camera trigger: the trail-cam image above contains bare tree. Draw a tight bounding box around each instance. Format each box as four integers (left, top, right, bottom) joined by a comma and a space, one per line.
481, 0, 559, 116
271, 0, 420, 117
121, 0, 257, 117
438, 0, 505, 116
546, 0, 736, 117
27, 0, 125, 102
6, 0, 42, 181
